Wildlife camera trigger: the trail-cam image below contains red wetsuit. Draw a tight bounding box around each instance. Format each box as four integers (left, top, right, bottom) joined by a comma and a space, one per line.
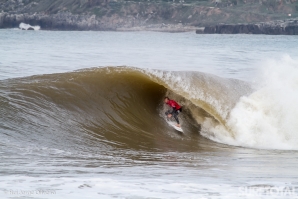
165, 99, 182, 124
166, 100, 181, 110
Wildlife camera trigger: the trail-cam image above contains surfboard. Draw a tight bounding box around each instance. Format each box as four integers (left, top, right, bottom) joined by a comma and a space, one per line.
167, 121, 183, 132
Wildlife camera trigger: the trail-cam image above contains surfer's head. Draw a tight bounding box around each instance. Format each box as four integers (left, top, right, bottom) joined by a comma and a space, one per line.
164, 97, 169, 103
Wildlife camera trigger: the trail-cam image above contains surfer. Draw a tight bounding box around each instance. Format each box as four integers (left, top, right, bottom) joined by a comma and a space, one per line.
164, 97, 182, 127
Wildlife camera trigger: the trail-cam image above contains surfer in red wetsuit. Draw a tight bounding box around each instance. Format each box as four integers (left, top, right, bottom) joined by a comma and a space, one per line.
164, 97, 182, 127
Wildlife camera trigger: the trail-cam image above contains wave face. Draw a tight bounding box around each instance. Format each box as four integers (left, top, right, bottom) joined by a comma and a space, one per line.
1, 64, 297, 150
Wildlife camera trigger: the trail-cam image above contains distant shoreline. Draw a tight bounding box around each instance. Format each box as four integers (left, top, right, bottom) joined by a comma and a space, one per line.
1, 0, 298, 34
1, 12, 297, 35
0, 12, 198, 32
115, 24, 199, 33
199, 19, 298, 35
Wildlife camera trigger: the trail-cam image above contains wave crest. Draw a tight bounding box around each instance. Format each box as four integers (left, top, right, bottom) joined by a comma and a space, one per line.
7, 65, 298, 150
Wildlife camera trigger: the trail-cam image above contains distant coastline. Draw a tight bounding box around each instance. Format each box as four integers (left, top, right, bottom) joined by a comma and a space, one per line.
0, 0, 298, 34
1, 12, 297, 35
0, 12, 198, 32
198, 19, 298, 35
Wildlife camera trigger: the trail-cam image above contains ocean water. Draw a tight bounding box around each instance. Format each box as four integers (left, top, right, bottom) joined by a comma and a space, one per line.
0, 29, 298, 199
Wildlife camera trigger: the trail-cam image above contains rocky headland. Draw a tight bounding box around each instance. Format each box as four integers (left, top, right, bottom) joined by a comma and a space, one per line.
198, 18, 298, 35
0, 0, 298, 34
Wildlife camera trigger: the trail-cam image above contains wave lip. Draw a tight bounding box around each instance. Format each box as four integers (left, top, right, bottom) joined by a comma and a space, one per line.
0, 66, 251, 151
3, 63, 298, 151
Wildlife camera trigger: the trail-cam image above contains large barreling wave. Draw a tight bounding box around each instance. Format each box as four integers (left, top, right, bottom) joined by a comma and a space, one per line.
1, 61, 298, 150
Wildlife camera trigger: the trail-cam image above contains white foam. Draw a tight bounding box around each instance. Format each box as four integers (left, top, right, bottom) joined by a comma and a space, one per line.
0, 175, 257, 199
19, 23, 40, 31
209, 55, 298, 150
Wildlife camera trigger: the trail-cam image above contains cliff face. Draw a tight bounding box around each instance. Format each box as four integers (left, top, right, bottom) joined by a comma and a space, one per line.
0, 0, 297, 31
0, 12, 106, 30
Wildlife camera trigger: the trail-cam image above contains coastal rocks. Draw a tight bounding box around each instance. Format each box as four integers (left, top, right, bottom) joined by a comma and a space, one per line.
195, 27, 204, 34
0, 11, 197, 32
0, 12, 106, 30
2, 11, 141, 31
285, 25, 298, 35
203, 24, 262, 34
200, 19, 298, 35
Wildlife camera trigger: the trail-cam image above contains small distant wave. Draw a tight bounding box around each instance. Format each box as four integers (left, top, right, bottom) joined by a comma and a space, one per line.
19, 23, 40, 30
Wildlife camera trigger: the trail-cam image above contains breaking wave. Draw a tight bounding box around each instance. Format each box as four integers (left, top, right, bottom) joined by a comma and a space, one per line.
19, 22, 40, 30
1, 60, 297, 150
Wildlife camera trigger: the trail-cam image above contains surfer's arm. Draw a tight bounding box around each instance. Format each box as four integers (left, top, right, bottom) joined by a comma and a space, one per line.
165, 108, 174, 117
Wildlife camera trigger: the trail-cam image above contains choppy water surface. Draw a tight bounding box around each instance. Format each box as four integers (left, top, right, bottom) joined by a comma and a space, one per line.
0, 29, 298, 199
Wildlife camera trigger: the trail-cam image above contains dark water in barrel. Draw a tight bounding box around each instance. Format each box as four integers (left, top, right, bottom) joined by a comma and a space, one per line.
1, 30, 298, 198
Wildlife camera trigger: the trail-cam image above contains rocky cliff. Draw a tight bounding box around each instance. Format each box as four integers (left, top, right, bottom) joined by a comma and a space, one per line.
198, 18, 298, 35
0, 0, 298, 31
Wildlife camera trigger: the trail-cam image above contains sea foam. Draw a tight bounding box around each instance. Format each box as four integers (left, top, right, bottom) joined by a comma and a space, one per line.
209, 55, 298, 150
19, 23, 40, 31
